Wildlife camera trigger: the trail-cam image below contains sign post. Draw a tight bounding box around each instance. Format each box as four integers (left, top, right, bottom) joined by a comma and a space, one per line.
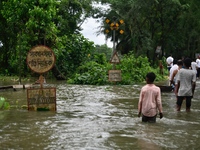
27, 88, 56, 111
108, 70, 122, 82
105, 17, 124, 56
109, 51, 121, 82
26, 45, 56, 111
105, 17, 124, 83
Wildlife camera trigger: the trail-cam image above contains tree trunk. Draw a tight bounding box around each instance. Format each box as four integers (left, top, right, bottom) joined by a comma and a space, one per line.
51, 65, 66, 80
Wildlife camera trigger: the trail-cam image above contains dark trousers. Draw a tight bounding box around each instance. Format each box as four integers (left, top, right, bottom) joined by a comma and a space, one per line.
142, 114, 157, 123
197, 68, 200, 78
176, 96, 192, 111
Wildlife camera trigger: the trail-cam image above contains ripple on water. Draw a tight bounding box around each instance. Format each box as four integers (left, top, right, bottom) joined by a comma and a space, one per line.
1, 83, 200, 149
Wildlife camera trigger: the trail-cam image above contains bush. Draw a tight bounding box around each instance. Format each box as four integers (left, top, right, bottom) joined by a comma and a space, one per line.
116, 54, 155, 84
0, 97, 10, 110
67, 61, 112, 85
68, 53, 165, 85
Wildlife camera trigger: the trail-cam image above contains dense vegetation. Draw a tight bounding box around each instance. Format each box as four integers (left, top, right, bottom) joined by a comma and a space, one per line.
0, 0, 199, 85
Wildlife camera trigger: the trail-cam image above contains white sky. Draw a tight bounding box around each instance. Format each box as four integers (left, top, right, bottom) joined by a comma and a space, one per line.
80, 3, 113, 48
80, 17, 113, 48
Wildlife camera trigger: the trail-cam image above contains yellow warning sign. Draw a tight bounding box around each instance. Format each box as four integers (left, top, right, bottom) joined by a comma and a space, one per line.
110, 52, 120, 64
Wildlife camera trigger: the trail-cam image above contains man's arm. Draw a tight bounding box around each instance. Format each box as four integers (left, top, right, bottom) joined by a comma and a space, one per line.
175, 70, 181, 96
192, 72, 196, 96
138, 90, 143, 117
170, 69, 178, 85
156, 89, 162, 113
192, 81, 196, 97
175, 80, 180, 96
156, 89, 163, 119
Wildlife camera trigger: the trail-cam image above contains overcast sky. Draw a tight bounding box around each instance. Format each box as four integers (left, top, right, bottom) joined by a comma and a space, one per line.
80, 17, 113, 48
80, 3, 113, 48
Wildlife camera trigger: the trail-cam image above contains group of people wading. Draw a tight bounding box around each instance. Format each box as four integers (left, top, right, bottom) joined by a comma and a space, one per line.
137, 55, 199, 123
167, 55, 198, 112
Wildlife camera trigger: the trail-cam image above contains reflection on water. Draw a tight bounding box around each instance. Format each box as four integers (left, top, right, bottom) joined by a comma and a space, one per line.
0, 80, 200, 149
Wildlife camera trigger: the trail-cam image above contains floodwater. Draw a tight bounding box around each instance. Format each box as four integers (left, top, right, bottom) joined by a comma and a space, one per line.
0, 80, 200, 150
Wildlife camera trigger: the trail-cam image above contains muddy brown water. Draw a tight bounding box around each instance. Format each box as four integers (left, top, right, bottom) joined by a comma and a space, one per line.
0, 80, 200, 150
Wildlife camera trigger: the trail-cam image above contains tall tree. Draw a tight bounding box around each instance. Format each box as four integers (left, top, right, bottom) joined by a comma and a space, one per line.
1, 0, 58, 75
99, 0, 200, 60
57, 0, 95, 35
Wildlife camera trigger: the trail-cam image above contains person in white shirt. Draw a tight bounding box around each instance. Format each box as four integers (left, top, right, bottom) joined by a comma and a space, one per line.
169, 59, 178, 89
166, 55, 174, 72
196, 55, 200, 79
175, 58, 196, 112
191, 59, 198, 76
170, 59, 183, 92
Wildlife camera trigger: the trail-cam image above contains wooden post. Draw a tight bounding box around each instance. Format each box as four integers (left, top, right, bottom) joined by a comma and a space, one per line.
39, 75, 45, 89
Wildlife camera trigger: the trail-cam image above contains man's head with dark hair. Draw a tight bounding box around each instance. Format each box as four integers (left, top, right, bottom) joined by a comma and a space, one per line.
177, 59, 183, 66
146, 72, 156, 83
184, 58, 192, 68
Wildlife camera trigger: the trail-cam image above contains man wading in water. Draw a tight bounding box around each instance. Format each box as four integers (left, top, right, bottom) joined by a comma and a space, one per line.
175, 58, 196, 112
138, 72, 163, 123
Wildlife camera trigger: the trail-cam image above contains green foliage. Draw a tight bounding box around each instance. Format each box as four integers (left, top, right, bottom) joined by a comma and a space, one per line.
118, 54, 165, 84
68, 61, 112, 85
0, 0, 58, 75
90, 53, 108, 65
57, 0, 83, 35
93, 44, 112, 61
54, 34, 95, 77
0, 0, 97, 78
68, 52, 165, 85
0, 97, 10, 110
1, 0, 191, 84
100, 0, 200, 60
116, 53, 151, 84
